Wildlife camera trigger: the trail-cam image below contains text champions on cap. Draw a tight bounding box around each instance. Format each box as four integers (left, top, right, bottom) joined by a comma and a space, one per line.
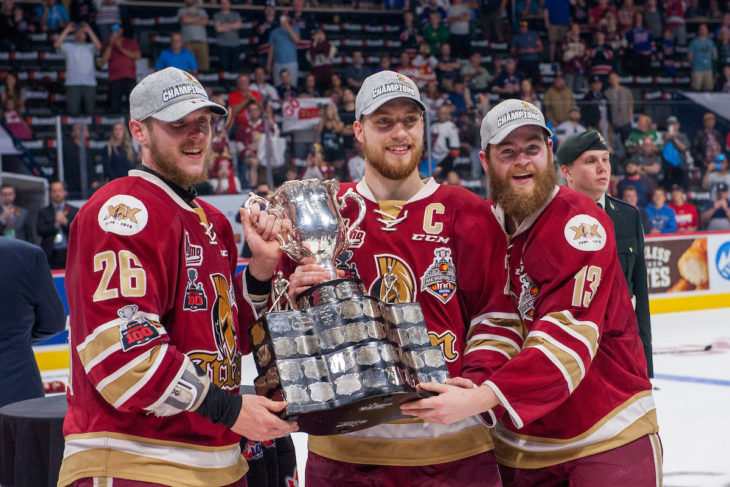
372, 81, 416, 99
162, 82, 207, 103
497, 108, 541, 128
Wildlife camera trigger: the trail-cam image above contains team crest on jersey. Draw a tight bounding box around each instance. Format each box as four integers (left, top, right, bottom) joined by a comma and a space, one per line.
185, 231, 203, 266
188, 274, 241, 390
97, 195, 148, 236
564, 214, 606, 252
343, 218, 365, 248
369, 254, 416, 303
429, 330, 459, 362
183, 268, 207, 311
336, 250, 360, 279
420, 247, 457, 304
515, 264, 539, 321
117, 304, 160, 351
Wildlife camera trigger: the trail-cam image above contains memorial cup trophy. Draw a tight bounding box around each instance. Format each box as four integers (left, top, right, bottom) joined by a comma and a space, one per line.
245, 179, 450, 435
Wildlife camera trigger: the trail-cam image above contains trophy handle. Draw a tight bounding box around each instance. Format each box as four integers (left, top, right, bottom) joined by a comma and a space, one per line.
243, 192, 270, 210
338, 188, 366, 249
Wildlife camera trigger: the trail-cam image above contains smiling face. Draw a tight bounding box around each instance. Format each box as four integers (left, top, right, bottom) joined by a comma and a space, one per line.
354, 98, 424, 181
131, 108, 213, 188
561, 149, 611, 201
480, 125, 556, 223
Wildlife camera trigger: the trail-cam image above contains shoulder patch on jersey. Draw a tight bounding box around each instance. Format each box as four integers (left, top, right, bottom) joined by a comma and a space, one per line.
98, 195, 149, 236
117, 304, 161, 351
564, 214, 606, 252
420, 247, 457, 304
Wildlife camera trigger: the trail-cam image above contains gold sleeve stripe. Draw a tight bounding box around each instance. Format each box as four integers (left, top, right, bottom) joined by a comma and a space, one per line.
542, 311, 598, 358
485, 379, 524, 429
531, 344, 576, 393
527, 330, 586, 381
82, 342, 122, 374
467, 320, 524, 341
96, 348, 155, 393
144, 356, 191, 413
98, 345, 163, 407
112, 343, 168, 409
466, 333, 521, 353
470, 312, 521, 327
649, 433, 663, 487
77, 312, 162, 352
525, 333, 585, 391
464, 344, 512, 359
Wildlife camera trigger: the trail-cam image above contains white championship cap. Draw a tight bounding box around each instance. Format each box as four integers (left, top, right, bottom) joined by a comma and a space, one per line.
355, 70, 426, 120
480, 99, 552, 149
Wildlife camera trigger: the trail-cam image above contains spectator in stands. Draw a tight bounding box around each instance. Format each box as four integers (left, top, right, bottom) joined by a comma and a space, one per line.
276, 68, 299, 100
644, 0, 663, 40
626, 113, 663, 155
436, 43, 461, 92
411, 42, 438, 88
604, 71, 633, 139
717, 64, 730, 92
301, 142, 334, 180
447, 0, 471, 55
236, 102, 278, 188
102, 122, 137, 181
582, 75, 607, 130
228, 72, 263, 134
685, 0, 707, 20
447, 79, 473, 119
377, 53, 392, 73
431, 104, 460, 177
664, 0, 688, 46
668, 184, 698, 232
0, 72, 26, 110
601, 11, 627, 64
256, 3, 277, 66
0, 184, 33, 242
290, 0, 315, 39
213, 0, 242, 73
658, 27, 678, 76
68, 0, 95, 25
460, 51, 491, 92
702, 153, 730, 199
716, 12, 730, 37
343, 50, 372, 90
211, 159, 242, 194
102, 24, 140, 115
646, 186, 677, 233
420, 0, 447, 27
36, 0, 68, 32
717, 27, 730, 73
555, 106, 587, 143
688, 23, 717, 92
178, 0, 209, 72
693, 112, 724, 168
0, 0, 14, 51
662, 115, 691, 188
544, 73, 575, 125
54, 21, 101, 116
621, 184, 651, 230
424, 10, 449, 55
589, 31, 616, 79
251, 66, 280, 110
95, 0, 121, 44
155, 32, 197, 74
519, 78, 542, 111
37, 181, 78, 269
625, 11, 655, 76
511, 20, 542, 88
701, 181, 730, 230
617, 0, 639, 33
396, 52, 421, 84
268, 12, 301, 87
619, 159, 652, 207
633, 135, 663, 188
317, 103, 344, 178
400, 11, 423, 53
421, 81, 445, 115
325, 73, 343, 102
347, 139, 365, 182
5, 3, 33, 51
62, 123, 101, 198
2, 97, 32, 140
307, 28, 336, 91
560, 22, 589, 93
589, 0, 617, 33
338, 88, 356, 157
299, 73, 320, 98
490, 57, 523, 99
444, 170, 462, 186
543, 0, 570, 62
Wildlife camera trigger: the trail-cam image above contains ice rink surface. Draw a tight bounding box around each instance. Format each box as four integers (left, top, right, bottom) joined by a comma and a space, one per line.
243, 307, 730, 487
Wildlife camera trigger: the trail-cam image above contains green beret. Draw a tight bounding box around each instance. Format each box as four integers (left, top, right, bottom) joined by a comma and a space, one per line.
556, 130, 609, 166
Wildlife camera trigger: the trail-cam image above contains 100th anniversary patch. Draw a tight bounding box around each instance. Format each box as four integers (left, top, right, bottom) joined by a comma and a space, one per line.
98, 195, 149, 236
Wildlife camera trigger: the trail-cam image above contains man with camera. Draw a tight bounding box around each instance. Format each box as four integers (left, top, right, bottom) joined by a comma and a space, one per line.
702, 154, 730, 200
53, 20, 102, 115
102, 23, 141, 115
701, 182, 730, 230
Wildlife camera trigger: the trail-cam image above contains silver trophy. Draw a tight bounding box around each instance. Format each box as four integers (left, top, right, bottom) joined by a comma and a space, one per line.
244, 179, 366, 279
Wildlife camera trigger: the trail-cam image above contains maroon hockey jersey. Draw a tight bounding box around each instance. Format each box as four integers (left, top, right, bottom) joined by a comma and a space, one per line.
291, 179, 520, 466
475, 186, 658, 468
58, 170, 251, 487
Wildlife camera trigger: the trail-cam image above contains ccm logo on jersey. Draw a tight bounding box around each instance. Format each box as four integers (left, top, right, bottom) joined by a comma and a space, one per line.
564, 215, 606, 251
98, 195, 149, 236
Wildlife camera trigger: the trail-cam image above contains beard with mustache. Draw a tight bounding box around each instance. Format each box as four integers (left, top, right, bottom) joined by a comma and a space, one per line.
362, 132, 423, 181
487, 148, 557, 223
147, 124, 210, 188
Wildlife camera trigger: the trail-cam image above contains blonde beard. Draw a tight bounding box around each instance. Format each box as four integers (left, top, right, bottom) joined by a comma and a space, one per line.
488, 150, 557, 223
147, 127, 210, 188
362, 133, 423, 181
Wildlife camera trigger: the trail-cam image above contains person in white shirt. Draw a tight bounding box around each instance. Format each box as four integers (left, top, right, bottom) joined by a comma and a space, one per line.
250, 66, 281, 111
555, 106, 587, 144
431, 104, 460, 176
347, 140, 366, 182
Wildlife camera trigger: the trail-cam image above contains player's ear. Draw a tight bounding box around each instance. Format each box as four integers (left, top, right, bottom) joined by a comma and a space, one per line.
129, 119, 148, 144
478, 150, 490, 175
559, 163, 571, 181
353, 119, 364, 144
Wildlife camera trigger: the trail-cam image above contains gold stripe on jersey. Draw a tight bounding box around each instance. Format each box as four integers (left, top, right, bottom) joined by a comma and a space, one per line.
467, 313, 524, 341
377, 200, 407, 220
465, 333, 521, 359
542, 311, 599, 358
308, 423, 493, 466
58, 433, 247, 487
96, 345, 164, 406
649, 433, 663, 487
524, 331, 586, 392
493, 391, 659, 468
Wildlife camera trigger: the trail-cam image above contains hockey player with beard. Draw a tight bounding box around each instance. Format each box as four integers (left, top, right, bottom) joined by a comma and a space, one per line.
284, 71, 518, 486
401, 99, 662, 486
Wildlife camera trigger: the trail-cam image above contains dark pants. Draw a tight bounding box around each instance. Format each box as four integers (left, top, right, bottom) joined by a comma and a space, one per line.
66, 85, 96, 115
109, 78, 136, 115
219, 45, 240, 72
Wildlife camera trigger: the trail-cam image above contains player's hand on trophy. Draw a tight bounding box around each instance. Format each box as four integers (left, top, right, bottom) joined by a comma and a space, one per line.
231, 394, 298, 441
287, 257, 345, 301
241, 204, 292, 281
400, 378, 499, 425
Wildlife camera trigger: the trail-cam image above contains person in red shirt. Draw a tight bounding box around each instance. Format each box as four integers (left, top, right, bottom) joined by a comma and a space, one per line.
227, 73, 262, 133
667, 184, 698, 232
235, 103, 277, 188
101, 24, 141, 115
